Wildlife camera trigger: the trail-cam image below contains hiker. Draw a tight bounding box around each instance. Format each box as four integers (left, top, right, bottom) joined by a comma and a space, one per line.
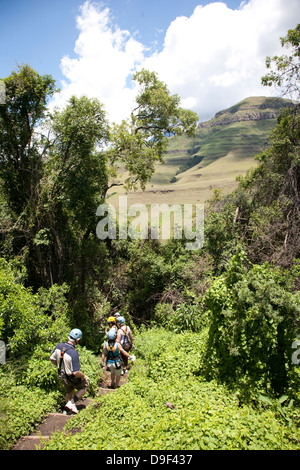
105, 316, 118, 336
50, 328, 89, 414
116, 316, 134, 375
101, 328, 135, 389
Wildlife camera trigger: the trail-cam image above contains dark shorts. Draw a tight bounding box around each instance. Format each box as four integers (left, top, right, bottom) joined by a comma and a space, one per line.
60, 373, 89, 394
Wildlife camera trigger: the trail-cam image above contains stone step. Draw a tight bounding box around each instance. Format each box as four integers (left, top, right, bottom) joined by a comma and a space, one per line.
12, 377, 128, 450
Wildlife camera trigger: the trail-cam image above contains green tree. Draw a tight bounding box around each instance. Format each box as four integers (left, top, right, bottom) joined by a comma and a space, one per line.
104, 69, 198, 196
34, 95, 109, 290
0, 65, 57, 282
0, 66, 198, 291
0, 65, 198, 337
206, 25, 300, 269
0, 258, 70, 357
0, 65, 57, 214
236, 103, 300, 267
261, 24, 300, 99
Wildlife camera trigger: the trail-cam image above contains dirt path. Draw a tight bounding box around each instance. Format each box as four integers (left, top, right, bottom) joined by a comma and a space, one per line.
12, 372, 128, 450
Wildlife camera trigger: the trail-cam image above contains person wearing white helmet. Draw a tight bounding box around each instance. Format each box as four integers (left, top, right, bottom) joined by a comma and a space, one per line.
101, 328, 135, 389
116, 316, 134, 375
50, 328, 89, 414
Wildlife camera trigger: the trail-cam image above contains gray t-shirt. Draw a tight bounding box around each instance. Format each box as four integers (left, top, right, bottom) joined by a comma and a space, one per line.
50, 342, 80, 376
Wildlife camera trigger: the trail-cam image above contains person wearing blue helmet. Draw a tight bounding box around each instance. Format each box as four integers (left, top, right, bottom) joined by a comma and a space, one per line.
101, 328, 134, 389
50, 328, 89, 414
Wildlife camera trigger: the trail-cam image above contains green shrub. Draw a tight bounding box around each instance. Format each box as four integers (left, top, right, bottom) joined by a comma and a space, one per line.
0, 258, 71, 357
153, 301, 208, 333
203, 249, 300, 399
0, 379, 60, 450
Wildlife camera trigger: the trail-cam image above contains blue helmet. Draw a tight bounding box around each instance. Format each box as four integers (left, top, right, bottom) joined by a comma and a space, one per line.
69, 328, 83, 341
114, 312, 120, 318
117, 316, 125, 325
107, 328, 117, 340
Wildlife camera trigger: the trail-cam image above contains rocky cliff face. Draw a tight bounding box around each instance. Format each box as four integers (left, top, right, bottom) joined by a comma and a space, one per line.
198, 96, 294, 129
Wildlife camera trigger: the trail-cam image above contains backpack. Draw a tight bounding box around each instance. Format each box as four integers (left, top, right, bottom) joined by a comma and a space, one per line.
121, 326, 131, 351
58, 344, 73, 378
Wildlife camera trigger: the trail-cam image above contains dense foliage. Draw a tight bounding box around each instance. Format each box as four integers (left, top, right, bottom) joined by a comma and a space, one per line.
0, 258, 103, 449
0, 382, 60, 450
0, 26, 299, 450
44, 329, 300, 450
203, 250, 300, 399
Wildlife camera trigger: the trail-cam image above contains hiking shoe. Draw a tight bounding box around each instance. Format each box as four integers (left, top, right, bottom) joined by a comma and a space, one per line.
65, 400, 78, 414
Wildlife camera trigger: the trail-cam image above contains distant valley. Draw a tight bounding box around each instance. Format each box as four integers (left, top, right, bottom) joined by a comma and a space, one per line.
109, 96, 294, 207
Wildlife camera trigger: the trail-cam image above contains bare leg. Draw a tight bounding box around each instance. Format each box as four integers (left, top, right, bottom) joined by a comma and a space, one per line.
74, 387, 87, 401
110, 371, 116, 388
121, 352, 128, 373
65, 391, 73, 403
66, 380, 88, 405
116, 374, 121, 387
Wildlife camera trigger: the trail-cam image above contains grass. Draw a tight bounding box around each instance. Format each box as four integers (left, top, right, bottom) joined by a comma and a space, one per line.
107, 97, 294, 207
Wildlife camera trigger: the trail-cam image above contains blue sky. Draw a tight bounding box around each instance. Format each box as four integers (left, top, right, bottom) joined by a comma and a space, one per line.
1, 0, 242, 81
1, 0, 299, 122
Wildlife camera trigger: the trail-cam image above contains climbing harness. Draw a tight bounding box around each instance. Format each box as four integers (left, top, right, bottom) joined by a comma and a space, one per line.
58, 344, 73, 377
57, 344, 81, 385
106, 341, 122, 369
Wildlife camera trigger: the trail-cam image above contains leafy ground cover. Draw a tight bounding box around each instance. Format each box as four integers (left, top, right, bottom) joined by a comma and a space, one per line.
0, 340, 103, 450
44, 329, 300, 450
0, 383, 60, 450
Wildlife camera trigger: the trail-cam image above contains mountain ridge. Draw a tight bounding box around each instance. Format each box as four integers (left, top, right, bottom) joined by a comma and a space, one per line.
109, 96, 295, 206
197, 96, 294, 129
161, 96, 294, 181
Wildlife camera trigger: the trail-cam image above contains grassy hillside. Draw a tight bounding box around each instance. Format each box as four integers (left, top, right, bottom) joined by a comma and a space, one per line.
109, 96, 294, 207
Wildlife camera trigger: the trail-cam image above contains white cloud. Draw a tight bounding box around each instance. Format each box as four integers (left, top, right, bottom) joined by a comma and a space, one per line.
52, 0, 300, 123
142, 0, 300, 120
52, 2, 144, 122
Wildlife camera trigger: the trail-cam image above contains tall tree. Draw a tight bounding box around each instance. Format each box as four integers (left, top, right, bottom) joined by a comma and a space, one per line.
0, 65, 198, 301
0, 65, 57, 279
0, 65, 56, 214
261, 24, 300, 100
41, 95, 109, 289
104, 69, 198, 195
204, 25, 300, 270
